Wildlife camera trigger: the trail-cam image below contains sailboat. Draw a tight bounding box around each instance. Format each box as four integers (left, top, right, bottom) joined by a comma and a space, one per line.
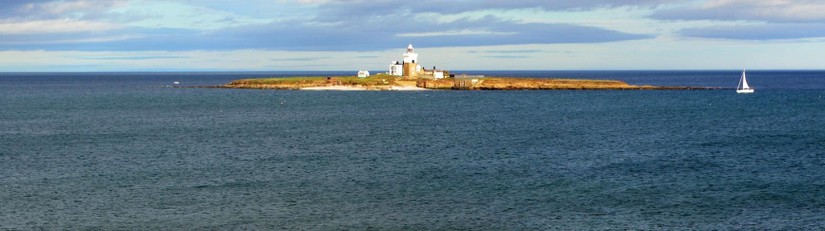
736, 69, 755, 94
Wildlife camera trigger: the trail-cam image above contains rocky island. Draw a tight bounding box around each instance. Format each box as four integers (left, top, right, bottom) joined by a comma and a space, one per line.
217, 44, 712, 91
220, 74, 711, 91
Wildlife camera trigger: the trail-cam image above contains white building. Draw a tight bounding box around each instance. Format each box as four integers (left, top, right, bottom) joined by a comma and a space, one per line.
433, 70, 444, 79
389, 61, 403, 76
357, 70, 370, 78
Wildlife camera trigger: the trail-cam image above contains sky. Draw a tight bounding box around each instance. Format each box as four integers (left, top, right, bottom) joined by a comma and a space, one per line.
1, 0, 825, 71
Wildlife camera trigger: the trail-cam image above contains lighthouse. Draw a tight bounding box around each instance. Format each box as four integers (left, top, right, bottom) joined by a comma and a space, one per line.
388, 44, 441, 78
402, 44, 418, 64
401, 44, 420, 78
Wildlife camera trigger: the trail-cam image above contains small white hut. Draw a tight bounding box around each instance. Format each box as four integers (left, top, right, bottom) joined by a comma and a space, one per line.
433, 70, 444, 79
357, 70, 370, 78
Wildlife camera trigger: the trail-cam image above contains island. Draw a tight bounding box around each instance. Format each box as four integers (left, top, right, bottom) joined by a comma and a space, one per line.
214, 44, 713, 91
219, 74, 712, 91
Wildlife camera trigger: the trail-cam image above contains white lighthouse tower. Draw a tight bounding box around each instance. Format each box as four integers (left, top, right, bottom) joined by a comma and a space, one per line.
402, 44, 418, 64
387, 44, 424, 77
401, 44, 421, 78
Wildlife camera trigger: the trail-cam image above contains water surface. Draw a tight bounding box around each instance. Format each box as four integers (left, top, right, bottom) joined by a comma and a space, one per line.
1, 71, 824, 229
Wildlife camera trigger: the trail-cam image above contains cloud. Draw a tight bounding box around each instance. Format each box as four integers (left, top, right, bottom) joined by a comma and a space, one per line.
649, 0, 825, 40
0, 33, 140, 47
276, 0, 658, 50
651, 0, 825, 23
677, 23, 825, 40
0, 0, 654, 52
0, 0, 125, 20
482, 55, 532, 59
218, 14, 649, 51
310, 0, 672, 20
77, 55, 187, 60
0, 19, 120, 34
0, 0, 132, 46
0, 0, 49, 17
472, 49, 544, 54
397, 30, 516, 37
271, 57, 329, 61
0, 14, 650, 51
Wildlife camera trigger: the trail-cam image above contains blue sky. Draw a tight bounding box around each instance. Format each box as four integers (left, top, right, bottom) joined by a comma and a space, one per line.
1, 0, 824, 71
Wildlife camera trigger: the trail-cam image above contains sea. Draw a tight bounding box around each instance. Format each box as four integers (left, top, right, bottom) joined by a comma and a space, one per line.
1, 70, 824, 230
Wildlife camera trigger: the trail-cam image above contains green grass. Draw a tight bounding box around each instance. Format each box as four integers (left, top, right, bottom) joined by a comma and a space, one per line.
230, 74, 397, 86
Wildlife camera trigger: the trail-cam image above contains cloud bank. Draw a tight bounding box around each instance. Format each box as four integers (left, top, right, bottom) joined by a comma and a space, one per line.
3, 0, 825, 71
0, 0, 661, 51
653, 0, 825, 40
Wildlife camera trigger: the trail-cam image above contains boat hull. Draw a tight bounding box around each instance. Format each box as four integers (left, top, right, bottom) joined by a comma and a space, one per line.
736, 89, 754, 94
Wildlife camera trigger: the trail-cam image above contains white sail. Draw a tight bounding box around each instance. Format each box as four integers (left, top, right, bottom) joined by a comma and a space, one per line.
737, 69, 754, 93
741, 70, 750, 89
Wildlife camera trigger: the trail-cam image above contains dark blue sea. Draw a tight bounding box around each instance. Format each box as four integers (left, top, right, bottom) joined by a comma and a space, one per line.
1, 70, 824, 229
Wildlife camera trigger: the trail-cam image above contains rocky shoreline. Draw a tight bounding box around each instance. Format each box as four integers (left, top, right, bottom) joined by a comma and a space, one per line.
208, 75, 719, 91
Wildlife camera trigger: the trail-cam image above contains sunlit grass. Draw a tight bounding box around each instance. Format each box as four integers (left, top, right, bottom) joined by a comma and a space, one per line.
229, 74, 397, 87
